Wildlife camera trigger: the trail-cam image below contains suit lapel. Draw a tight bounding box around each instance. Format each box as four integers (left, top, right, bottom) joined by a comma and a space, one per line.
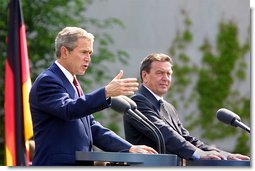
80, 116, 92, 150
139, 85, 161, 113
49, 63, 93, 149
162, 101, 182, 134
49, 63, 76, 99
139, 85, 182, 134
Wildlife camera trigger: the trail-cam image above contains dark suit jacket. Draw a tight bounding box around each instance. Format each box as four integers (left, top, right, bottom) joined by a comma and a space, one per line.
29, 63, 132, 165
123, 85, 219, 160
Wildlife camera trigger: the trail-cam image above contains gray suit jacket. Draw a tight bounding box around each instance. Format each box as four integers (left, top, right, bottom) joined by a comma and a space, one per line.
123, 85, 219, 160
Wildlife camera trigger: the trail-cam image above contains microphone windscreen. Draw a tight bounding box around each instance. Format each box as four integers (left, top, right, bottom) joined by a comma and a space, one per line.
111, 96, 131, 113
120, 95, 137, 110
216, 108, 240, 125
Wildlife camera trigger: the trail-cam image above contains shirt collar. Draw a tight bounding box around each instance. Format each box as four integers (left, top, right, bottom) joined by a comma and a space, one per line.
143, 84, 164, 102
55, 60, 75, 84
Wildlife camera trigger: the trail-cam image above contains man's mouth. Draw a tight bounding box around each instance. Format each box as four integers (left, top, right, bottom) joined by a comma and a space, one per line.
160, 84, 168, 87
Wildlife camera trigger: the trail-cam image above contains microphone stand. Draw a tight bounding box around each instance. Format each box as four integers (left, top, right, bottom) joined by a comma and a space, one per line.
110, 96, 166, 154
125, 109, 166, 154
233, 119, 250, 133
120, 96, 166, 154
133, 108, 166, 154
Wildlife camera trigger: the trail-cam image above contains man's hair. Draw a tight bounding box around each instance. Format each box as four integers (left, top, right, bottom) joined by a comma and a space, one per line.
140, 53, 173, 82
55, 27, 94, 58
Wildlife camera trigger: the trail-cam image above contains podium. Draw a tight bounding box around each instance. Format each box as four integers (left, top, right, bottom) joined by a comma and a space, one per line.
76, 151, 179, 166
186, 159, 250, 166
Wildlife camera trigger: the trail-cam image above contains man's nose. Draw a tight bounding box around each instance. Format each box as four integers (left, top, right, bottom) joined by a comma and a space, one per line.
84, 54, 91, 61
162, 74, 170, 81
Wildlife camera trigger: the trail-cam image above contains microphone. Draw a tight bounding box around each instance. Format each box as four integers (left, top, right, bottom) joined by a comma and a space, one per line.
120, 95, 166, 154
120, 96, 149, 121
216, 108, 250, 134
111, 96, 165, 153
111, 96, 131, 113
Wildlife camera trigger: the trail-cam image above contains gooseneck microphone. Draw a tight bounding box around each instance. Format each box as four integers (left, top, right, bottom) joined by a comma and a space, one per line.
120, 95, 166, 154
216, 108, 250, 134
111, 96, 131, 113
111, 96, 165, 153
121, 96, 152, 121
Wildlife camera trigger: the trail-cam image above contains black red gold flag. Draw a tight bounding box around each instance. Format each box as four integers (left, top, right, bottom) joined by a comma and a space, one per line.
5, 0, 33, 166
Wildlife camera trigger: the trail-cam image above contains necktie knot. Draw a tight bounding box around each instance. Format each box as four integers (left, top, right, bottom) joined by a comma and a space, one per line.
158, 99, 166, 113
73, 76, 78, 86
158, 99, 164, 106
158, 99, 178, 131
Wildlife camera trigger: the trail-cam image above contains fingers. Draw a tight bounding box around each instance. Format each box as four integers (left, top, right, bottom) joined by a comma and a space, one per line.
105, 76, 139, 97
113, 70, 123, 80
200, 151, 225, 160
129, 145, 158, 154
228, 154, 250, 160
200, 154, 221, 160
238, 155, 250, 160
120, 78, 139, 94
207, 154, 223, 160
201, 151, 250, 161
237, 154, 250, 160
140, 145, 158, 154
122, 78, 138, 83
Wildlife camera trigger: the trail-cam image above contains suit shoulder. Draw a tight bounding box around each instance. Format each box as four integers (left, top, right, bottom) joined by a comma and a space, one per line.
131, 92, 146, 101
35, 69, 62, 84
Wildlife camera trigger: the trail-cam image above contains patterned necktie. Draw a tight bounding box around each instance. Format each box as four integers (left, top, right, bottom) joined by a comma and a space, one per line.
159, 99, 171, 121
159, 99, 177, 130
73, 76, 83, 97
73, 77, 91, 150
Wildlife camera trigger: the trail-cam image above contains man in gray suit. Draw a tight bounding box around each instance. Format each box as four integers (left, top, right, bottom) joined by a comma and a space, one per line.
123, 53, 250, 161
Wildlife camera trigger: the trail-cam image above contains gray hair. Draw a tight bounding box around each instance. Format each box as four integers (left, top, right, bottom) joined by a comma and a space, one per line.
140, 53, 173, 82
55, 27, 94, 58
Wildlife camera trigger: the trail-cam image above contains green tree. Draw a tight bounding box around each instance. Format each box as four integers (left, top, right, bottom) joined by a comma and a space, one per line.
0, 0, 128, 164
168, 10, 250, 155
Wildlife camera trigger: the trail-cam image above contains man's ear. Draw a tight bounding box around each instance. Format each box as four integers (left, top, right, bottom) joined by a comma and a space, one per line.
60, 46, 69, 58
141, 70, 147, 83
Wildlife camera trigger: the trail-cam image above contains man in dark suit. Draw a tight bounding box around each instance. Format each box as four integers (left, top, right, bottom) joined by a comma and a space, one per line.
29, 27, 157, 166
123, 53, 250, 161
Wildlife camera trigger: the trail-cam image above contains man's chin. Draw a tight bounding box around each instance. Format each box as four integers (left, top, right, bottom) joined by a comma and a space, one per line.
160, 89, 168, 95
77, 71, 86, 75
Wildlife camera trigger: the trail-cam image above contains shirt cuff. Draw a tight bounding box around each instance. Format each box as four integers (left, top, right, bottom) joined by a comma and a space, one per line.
192, 149, 204, 160
219, 151, 229, 160
106, 97, 111, 105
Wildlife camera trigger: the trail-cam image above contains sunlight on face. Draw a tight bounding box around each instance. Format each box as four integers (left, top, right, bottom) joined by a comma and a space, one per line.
66, 38, 93, 75
143, 61, 173, 97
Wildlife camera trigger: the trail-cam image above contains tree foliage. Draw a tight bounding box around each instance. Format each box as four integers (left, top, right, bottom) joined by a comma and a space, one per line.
168, 10, 250, 155
0, 0, 128, 164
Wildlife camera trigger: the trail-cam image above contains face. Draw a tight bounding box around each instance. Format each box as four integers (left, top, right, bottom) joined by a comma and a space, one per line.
60, 38, 93, 76
142, 61, 173, 97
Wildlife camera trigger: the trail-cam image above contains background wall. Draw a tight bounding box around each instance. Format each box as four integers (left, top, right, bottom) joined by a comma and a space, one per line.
84, 0, 250, 152
84, 0, 249, 76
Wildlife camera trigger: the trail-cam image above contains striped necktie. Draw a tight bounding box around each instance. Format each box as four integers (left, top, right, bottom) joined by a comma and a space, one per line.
159, 99, 177, 131
73, 76, 83, 96
159, 99, 171, 121
73, 77, 92, 149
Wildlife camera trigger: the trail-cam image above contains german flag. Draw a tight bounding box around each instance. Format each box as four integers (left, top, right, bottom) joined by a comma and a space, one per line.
4, 0, 33, 166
